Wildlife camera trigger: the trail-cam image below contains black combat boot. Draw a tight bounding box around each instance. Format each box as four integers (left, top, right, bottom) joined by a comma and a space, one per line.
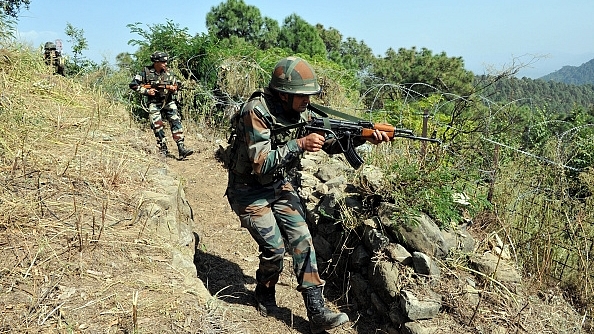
159, 141, 169, 157
177, 140, 194, 159
254, 283, 279, 316
302, 286, 349, 334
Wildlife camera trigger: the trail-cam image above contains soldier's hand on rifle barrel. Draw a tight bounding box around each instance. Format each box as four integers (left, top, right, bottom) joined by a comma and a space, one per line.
147, 88, 157, 96
367, 129, 392, 145
297, 133, 325, 152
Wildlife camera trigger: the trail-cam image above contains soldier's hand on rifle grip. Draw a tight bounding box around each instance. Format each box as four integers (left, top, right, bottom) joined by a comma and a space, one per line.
298, 133, 325, 152
147, 88, 156, 96
367, 129, 392, 145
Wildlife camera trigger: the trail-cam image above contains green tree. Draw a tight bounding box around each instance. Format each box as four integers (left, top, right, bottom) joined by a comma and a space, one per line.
339, 37, 374, 72
257, 17, 280, 49
115, 52, 133, 71
64, 22, 96, 74
0, 10, 15, 41
128, 20, 193, 57
316, 24, 341, 60
205, 0, 282, 50
372, 47, 474, 97
278, 14, 326, 57
206, 0, 263, 43
128, 20, 217, 84
0, 0, 29, 40
0, 0, 30, 18
65, 22, 87, 60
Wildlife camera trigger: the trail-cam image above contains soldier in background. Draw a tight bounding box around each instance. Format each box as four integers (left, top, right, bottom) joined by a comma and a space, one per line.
43, 41, 64, 76
129, 51, 194, 160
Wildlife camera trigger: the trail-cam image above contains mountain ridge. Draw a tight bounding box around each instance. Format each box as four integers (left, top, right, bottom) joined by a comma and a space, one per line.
539, 58, 594, 85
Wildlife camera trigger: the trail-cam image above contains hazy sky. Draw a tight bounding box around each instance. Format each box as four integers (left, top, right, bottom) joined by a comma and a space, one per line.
16, 0, 594, 79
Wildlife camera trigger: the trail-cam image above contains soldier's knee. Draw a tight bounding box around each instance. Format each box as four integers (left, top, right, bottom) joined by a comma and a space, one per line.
261, 246, 286, 264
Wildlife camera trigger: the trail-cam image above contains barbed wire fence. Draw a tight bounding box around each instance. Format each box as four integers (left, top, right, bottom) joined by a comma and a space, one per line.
486, 136, 594, 284
178, 55, 594, 311
361, 79, 594, 314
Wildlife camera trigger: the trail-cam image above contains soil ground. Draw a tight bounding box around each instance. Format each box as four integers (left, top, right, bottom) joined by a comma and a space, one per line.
167, 133, 362, 334
0, 124, 361, 334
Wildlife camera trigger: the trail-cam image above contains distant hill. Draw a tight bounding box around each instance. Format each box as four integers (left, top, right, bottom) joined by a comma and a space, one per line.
477, 74, 594, 113
539, 58, 594, 85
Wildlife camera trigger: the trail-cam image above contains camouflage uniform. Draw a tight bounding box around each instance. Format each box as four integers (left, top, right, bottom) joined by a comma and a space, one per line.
129, 51, 192, 159
43, 42, 64, 76
226, 56, 353, 332
226, 88, 326, 291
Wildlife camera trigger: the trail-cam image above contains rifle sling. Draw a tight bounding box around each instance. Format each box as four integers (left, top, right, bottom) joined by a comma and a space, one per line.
270, 121, 307, 135
308, 103, 364, 122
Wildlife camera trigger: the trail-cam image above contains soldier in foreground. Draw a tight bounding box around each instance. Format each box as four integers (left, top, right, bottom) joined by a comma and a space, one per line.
129, 51, 193, 160
224, 56, 391, 333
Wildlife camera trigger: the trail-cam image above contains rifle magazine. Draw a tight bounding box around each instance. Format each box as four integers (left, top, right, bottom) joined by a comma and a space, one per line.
344, 146, 364, 169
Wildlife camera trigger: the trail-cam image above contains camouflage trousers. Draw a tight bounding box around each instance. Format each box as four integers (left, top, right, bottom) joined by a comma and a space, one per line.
148, 100, 184, 144
226, 178, 325, 291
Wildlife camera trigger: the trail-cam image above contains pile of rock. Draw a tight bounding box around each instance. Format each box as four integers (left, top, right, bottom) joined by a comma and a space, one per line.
296, 151, 522, 333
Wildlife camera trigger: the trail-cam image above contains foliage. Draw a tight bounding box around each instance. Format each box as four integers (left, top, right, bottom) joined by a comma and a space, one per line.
381, 147, 490, 228
316, 24, 341, 60
64, 22, 98, 75
370, 47, 474, 102
478, 75, 594, 114
206, 0, 275, 48
0, 0, 30, 18
115, 52, 134, 72
127, 20, 218, 83
278, 14, 326, 57
0, 10, 16, 42
495, 152, 594, 317
206, 0, 281, 49
339, 37, 374, 73
258, 17, 281, 50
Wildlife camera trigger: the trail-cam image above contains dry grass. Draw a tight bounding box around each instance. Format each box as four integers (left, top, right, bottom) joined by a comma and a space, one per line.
0, 45, 236, 333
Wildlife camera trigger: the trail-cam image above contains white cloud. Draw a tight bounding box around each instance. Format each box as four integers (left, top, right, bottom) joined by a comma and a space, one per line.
16, 30, 61, 48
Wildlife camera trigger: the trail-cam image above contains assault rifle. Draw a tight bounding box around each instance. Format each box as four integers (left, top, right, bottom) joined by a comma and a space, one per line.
141, 82, 180, 101
141, 83, 177, 91
306, 103, 440, 169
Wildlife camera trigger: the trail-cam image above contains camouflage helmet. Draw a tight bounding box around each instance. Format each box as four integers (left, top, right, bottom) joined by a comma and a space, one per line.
269, 56, 321, 95
150, 51, 168, 62
44, 41, 56, 50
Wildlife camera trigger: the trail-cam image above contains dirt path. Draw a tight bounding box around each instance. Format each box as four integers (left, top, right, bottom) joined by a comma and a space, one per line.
167, 136, 358, 334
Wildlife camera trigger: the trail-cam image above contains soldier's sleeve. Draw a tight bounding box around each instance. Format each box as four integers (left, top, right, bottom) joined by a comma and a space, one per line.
309, 106, 366, 156
243, 102, 302, 176
304, 109, 342, 155
129, 73, 148, 94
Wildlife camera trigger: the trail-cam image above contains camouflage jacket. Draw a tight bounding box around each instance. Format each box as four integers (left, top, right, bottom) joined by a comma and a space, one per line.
44, 50, 65, 75
229, 88, 351, 186
129, 66, 178, 102
44, 50, 62, 66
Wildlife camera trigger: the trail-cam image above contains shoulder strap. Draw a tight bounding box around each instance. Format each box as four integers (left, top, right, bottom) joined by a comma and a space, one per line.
248, 89, 266, 100
143, 66, 151, 81
308, 103, 363, 122
243, 90, 276, 128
